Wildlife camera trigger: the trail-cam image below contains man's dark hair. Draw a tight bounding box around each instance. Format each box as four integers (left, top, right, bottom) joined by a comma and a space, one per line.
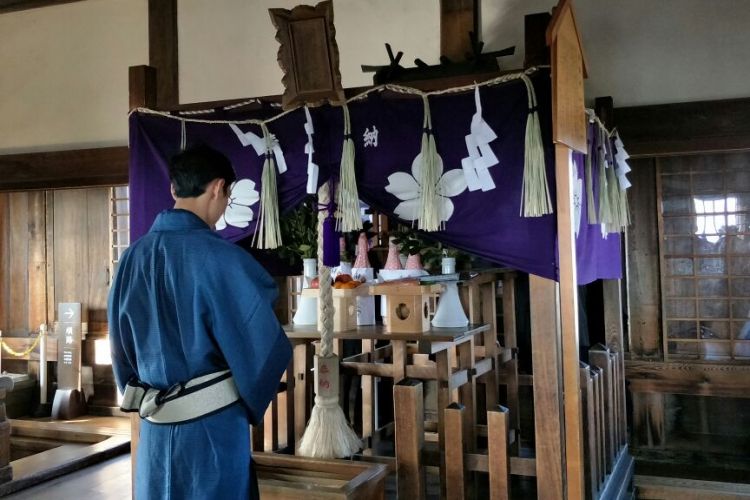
169, 144, 236, 198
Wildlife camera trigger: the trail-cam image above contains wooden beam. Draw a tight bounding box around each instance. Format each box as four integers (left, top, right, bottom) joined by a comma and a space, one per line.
148, 0, 178, 108
0, 147, 128, 192
440, 0, 477, 62
0, 0, 83, 14
615, 97, 750, 158
626, 360, 750, 398
626, 158, 661, 357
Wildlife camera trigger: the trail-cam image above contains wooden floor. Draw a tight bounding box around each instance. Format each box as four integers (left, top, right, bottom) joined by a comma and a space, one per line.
3, 454, 131, 500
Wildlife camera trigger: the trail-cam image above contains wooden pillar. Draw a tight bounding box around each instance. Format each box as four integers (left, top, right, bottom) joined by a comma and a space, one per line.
127, 64, 158, 497
529, 275, 564, 499
394, 379, 425, 500
547, 1, 589, 497
439, 0, 478, 62
148, 0, 179, 108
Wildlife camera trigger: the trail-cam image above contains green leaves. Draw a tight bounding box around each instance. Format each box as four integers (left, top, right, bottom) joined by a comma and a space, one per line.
278, 198, 318, 264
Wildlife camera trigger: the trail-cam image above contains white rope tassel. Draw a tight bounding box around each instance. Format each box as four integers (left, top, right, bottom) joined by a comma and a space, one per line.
336, 105, 362, 232
298, 183, 361, 459
252, 123, 282, 249
418, 95, 442, 231
520, 75, 553, 217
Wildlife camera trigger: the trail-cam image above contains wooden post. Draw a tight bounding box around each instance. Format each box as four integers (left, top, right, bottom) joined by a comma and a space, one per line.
127, 64, 158, 497
581, 364, 598, 499
440, 0, 478, 62
547, 1, 589, 497
501, 272, 520, 443
529, 275, 564, 499
148, 0, 178, 108
394, 379, 425, 500
444, 402, 466, 500
487, 405, 510, 500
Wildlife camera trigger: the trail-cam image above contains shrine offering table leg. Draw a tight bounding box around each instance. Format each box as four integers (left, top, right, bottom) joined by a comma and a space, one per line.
394, 379, 426, 500
436, 348, 451, 498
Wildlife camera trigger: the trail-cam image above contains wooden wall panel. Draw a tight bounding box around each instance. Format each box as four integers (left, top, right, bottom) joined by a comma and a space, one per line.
52, 188, 110, 328
627, 158, 662, 358
0, 194, 8, 334
8, 193, 30, 334
85, 188, 111, 329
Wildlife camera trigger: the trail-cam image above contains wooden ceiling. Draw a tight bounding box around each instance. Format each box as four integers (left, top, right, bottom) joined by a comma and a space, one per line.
0, 0, 85, 15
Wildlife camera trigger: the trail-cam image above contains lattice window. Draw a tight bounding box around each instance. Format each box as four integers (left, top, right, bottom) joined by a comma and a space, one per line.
109, 186, 130, 280
658, 155, 750, 361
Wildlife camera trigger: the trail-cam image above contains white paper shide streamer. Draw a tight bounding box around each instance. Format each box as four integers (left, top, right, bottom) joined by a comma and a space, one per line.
461, 86, 500, 192
303, 107, 319, 194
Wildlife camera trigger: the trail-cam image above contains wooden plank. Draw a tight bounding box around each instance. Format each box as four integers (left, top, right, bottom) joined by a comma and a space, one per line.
85, 189, 111, 326
615, 97, 750, 158
439, 0, 477, 62
9, 193, 29, 334
626, 159, 661, 357
603, 279, 628, 447
0, 147, 129, 192
546, 0, 587, 152
444, 403, 466, 500
528, 275, 564, 499
45, 191, 55, 326
554, 143, 586, 498
487, 406, 510, 500
590, 347, 615, 470
457, 337, 476, 453
634, 475, 750, 500
581, 366, 598, 499
394, 379, 425, 500
626, 360, 750, 398
148, 0, 179, 108
435, 348, 451, 497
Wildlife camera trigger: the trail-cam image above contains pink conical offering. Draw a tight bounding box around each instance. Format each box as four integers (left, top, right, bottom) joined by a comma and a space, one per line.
384, 236, 403, 270
405, 253, 423, 270
353, 232, 370, 268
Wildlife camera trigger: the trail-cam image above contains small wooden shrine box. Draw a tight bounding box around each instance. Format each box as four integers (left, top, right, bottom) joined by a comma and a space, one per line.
370, 283, 442, 334
302, 286, 368, 332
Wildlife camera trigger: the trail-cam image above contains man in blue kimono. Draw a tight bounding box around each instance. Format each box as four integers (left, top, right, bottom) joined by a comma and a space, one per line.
108, 145, 292, 499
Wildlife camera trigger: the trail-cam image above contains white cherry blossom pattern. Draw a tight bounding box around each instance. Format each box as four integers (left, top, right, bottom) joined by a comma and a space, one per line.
215, 178, 260, 230
385, 153, 467, 224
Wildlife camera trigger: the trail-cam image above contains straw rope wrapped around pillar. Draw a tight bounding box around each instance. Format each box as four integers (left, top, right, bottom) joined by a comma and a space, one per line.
297, 182, 361, 458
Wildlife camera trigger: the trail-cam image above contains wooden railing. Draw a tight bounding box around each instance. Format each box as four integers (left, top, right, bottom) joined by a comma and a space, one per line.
580, 344, 632, 500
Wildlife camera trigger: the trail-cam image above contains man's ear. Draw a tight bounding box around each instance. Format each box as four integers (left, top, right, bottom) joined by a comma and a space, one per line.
170, 184, 177, 201
212, 178, 226, 199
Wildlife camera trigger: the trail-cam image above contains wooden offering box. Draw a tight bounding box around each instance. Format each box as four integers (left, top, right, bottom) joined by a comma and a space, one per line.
370, 283, 442, 334
301, 285, 369, 332
254, 452, 388, 499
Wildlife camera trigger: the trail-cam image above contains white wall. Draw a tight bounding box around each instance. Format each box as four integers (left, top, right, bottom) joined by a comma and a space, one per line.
178, 0, 440, 103
0, 0, 148, 153
482, 0, 750, 107
1, 0, 749, 153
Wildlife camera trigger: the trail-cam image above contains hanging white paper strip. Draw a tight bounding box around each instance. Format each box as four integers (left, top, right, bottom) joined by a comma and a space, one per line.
303, 107, 319, 194
229, 123, 287, 174
461, 86, 500, 192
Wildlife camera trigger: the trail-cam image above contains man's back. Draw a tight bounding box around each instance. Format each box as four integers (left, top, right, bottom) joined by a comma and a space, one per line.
108, 208, 292, 499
